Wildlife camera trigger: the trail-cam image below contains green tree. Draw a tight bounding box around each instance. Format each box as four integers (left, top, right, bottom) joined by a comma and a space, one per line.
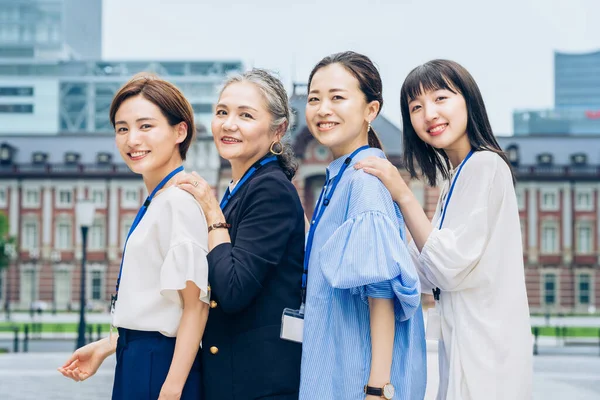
0, 211, 16, 271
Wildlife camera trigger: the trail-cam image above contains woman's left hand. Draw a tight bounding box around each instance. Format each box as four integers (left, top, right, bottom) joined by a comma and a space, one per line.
175, 172, 223, 225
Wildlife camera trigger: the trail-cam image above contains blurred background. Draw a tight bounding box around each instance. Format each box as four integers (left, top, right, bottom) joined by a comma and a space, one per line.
0, 0, 599, 399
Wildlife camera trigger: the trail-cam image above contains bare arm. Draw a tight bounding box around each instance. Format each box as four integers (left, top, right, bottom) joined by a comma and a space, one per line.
367, 298, 395, 393
160, 281, 209, 398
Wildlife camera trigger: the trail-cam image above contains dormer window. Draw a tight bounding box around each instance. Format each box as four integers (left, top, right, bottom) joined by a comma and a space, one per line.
96, 152, 112, 164
506, 144, 519, 166
537, 153, 553, 166
0, 143, 15, 165
32, 152, 48, 165
64, 152, 80, 165
571, 153, 587, 166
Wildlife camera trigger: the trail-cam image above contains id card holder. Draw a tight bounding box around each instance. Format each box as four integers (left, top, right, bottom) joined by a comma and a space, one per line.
280, 308, 304, 343
426, 303, 442, 341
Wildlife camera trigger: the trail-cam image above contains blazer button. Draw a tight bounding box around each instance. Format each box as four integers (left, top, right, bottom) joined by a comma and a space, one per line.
210, 346, 219, 355
210, 300, 218, 309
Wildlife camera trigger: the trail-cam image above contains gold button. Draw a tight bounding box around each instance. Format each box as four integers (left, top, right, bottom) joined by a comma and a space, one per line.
210, 300, 218, 309
210, 346, 218, 355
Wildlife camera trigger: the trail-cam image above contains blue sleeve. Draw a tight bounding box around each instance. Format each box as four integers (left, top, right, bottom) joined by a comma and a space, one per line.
318, 171, 421, 321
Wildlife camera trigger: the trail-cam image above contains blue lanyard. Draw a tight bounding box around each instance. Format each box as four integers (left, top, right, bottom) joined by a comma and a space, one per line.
433, 149, 474, 300
219, 155, 278, 210
301, 145, 370, 308
112, 165, 184, 303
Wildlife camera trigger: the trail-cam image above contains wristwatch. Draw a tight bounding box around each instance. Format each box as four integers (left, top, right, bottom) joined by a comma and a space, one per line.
364, 383, 395, 399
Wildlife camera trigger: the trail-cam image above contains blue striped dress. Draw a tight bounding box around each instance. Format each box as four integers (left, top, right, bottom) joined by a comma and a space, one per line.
299, 148, 427, 400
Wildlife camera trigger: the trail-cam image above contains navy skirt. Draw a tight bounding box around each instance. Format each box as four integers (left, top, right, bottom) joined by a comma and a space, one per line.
112, 328, 202, 400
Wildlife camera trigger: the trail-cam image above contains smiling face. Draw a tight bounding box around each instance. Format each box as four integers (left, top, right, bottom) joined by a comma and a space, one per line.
407, 85, 469, 155
114, 94, 186, 183
305, 63, 379, 158
211, 81, 278, 174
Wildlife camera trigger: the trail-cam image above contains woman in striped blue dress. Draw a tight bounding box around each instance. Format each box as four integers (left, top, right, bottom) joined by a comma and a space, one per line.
299, 51, 426, 400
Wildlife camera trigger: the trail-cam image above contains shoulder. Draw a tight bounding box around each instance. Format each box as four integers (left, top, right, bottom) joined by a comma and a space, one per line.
247, 167, 301, 204
345, 168, 395, 215
159, 186, 204, 216
469, 150, 513, 184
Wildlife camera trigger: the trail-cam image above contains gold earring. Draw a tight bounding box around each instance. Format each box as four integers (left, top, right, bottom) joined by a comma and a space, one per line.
270, 140, 284, 155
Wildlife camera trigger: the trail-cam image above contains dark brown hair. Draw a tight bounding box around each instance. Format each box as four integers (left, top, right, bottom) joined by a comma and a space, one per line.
307, 51, 383, 149
401, 59, 515, 186
109, 73, 196, 160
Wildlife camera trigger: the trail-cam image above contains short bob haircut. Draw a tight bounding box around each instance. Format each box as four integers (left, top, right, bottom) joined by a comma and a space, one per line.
400, 59, 514, 186
109, 73, 196, 161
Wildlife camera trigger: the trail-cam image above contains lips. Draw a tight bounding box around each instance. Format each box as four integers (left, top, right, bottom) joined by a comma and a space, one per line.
221, 136, 242, 144
427, 123, 448, 137
316, 121, 339, 131
128, 151, 150, 160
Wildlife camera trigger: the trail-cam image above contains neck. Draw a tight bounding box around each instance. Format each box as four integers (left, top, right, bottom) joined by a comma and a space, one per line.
444, 136, 472, 168
330, 137, 369, 159
142, 157, 183, 194
230, 153, 269, 182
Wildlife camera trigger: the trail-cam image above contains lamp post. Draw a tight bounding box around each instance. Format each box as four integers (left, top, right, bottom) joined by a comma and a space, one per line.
76, 200, 95, 349
28, 248, 39, 319
4, 243, 16, 321
50, 249, 61, 315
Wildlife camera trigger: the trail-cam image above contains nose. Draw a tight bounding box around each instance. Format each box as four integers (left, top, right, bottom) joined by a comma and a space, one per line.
316, 99, 333, 118
221, 115, 238, 132
424, 104, 439, 122
126, 128, 143, 148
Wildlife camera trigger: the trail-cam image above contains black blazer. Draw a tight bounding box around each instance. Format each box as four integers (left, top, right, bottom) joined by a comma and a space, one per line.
201, 161, 304, 400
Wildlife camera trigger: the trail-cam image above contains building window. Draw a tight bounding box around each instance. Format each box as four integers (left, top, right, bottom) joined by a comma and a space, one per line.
575, 190, 593, 211
89, 218, 106, 250
55, 220, 73, 250
20, 268, 38, 306
21, 220, 39, 250
0, 187, 6, 207
122, 189, 140, 209
541, 222, 559, 254
540, 190, 559, 211
121, 218, 134, 248
0, 104, 34, 113
543, 273, 557, 306
91, 270, 103, 300
56, 189, 73, 208
516, 187, 525, 211
0, 87, 33, 96
53, 269, 72, 309
577, 273, 591, 306
91, 189, 105, 207
576, 223, 593, 255
23, 189, 40, 208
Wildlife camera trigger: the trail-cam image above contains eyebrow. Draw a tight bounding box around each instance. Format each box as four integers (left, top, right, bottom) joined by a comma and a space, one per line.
308, 88, 348, 95
215, 104, 258, 112
114, 117, 157, 125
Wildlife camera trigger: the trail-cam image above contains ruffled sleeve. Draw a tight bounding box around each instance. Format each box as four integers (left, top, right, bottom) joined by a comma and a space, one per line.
319, 210, 421, 321
159, 188, 210, 305
408, 240, 436, 294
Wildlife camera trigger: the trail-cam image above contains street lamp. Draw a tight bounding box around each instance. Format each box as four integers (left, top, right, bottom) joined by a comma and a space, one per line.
28, 248, 39, 319
76, 200, 95, 349
4, 243, 17, 321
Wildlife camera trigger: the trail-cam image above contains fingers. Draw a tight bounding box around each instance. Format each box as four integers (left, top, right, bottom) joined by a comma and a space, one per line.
60, 357, 79, 371
354, 156, 386, 170
361, 167, 381, 177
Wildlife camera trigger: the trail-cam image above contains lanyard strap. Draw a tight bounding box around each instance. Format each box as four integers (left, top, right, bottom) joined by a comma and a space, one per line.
219, 155, 278, 210
113, 165, 184, 301
433, 149, 474, 301
301, 145, 370, 310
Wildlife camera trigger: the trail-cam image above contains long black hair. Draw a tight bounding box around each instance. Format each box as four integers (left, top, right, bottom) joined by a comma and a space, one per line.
400, 59, 514, 186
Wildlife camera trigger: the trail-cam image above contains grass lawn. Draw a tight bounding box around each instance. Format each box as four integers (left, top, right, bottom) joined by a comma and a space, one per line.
0, 322, 111, 333
532, 326, 599, 338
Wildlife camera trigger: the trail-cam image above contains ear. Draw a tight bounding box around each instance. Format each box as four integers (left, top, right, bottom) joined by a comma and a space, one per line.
273, 121, 288, 141
365, 100, 380, 123
174, 122, 188, 145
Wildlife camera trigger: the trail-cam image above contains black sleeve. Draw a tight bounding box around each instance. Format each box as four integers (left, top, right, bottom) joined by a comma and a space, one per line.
206, 175, 301, 314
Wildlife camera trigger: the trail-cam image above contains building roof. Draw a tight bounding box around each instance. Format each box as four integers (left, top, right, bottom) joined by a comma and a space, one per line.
497, 134, 600, 165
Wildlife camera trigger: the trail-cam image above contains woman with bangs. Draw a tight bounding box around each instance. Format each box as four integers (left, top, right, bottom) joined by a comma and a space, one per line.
355, 60, 532, 399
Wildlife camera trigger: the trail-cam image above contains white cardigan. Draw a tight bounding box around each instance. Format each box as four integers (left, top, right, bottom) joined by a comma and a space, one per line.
409, 151, 533, 400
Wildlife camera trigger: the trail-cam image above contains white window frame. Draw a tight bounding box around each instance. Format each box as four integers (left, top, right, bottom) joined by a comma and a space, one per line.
90, 188, 106, 208
23, 188, 40, 208
574, 188, 594, 212
541, 270, 559, 308
87, 264, 106, 302
19, 264, 40, 308
540, 220, 559, 255
53, 264, 72, 310
89, 217, 106, 251
540, 188, 559, 211
516, 186, 526, 211
55, 188, 73, 209
0, 187, 7, 207
575, 271, 593, 308
55, 217, 73, 250
575, 221, 594, 255
21, 217, 39, 251
122, 188, 140, 209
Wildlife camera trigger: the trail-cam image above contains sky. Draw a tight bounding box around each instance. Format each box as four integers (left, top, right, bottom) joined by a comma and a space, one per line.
102, 0, 600, 135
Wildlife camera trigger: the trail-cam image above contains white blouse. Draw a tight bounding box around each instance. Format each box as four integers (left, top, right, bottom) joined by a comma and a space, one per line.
409, 151, 533, 400
112, 186, 210, 337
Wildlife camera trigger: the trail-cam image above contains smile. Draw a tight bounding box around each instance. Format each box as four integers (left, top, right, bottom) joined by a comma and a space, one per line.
317, 122, 339, 131
221, 136, 242, 144
128, 151, 150, 160
428, 123, 448, 136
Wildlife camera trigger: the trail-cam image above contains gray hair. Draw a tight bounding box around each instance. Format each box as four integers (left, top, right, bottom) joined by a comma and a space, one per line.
220, 68, 298, 179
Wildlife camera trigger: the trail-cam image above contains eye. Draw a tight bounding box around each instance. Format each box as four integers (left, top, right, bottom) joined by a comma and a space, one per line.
116, 127, 128, 133
410, 105, 421, 113
140, 124, 152, 129
241, 112, 254, 119
435, 96, 447, 102
215, 109, 227, 116
332, 95, 344, 100
307, 97, 319, 103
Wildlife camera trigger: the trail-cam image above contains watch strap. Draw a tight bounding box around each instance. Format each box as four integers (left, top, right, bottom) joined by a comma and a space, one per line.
363, 385, 383, 396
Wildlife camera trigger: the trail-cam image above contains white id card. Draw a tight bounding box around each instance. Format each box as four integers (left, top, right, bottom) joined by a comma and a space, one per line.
280, 308, 304, 343
426, 305, 442, 341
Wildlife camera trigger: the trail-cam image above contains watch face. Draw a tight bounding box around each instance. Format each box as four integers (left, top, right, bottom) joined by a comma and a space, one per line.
383, 383, 395, 399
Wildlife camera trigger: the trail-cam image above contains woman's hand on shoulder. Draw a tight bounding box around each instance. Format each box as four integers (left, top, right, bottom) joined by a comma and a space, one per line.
175, 171, 223, 225
354, 157, 411, 204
